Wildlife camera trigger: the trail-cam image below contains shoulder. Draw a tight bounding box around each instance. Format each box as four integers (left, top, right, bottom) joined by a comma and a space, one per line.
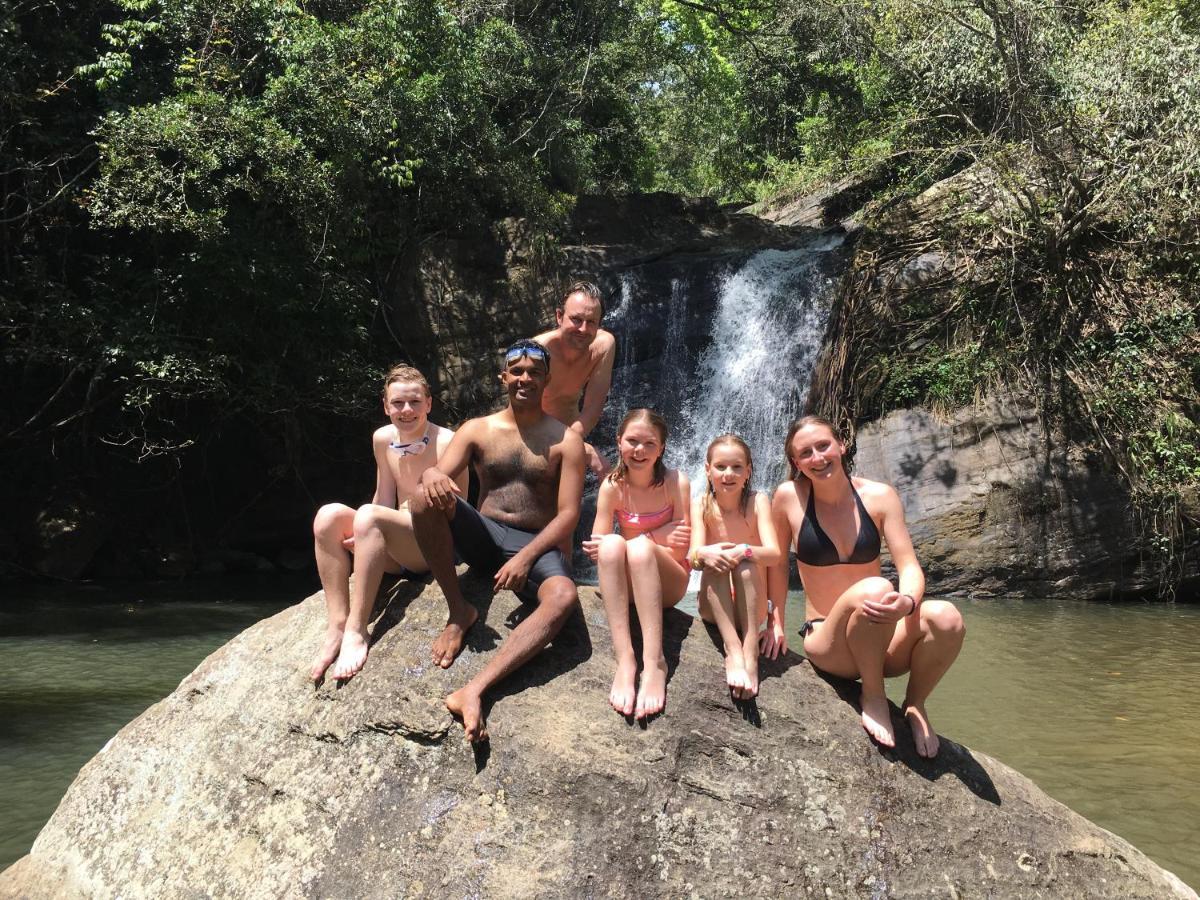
533, 328, 560, 350
593, 330, 616, 356
752, 490, 772, 513
371, 425, 393, 449
772, 478, 801, 508
597, 477, 619, 499
853, 476, 901, 512
669, 467, 690, 491
431, 422, 455, 449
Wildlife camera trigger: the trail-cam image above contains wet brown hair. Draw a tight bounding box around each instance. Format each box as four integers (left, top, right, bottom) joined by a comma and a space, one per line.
701, 433, 753, 523
560, 280, 604, 318
784, 415, 850, 480
382, 364, 430, 399
607, 408, 668, 487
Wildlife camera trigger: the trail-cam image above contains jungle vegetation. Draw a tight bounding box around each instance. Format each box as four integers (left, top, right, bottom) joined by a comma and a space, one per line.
2, 0, 1197, 579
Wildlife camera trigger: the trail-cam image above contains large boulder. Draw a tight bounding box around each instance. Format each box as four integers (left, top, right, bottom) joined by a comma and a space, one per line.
2, 578, 1193, 899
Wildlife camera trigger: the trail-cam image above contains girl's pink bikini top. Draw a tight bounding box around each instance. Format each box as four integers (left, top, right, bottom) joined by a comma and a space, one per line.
616, 481, 675, 535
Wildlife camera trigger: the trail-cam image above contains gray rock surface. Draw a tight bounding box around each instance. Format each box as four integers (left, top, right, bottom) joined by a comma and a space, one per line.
2, 577, 1193, 899
853, 397, 1192, 598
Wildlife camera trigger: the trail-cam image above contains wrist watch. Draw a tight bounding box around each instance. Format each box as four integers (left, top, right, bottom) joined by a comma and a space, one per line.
742, 544, 754, 560
902, 594, 918, 616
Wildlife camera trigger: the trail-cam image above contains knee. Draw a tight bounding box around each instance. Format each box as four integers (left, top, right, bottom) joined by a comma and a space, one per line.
922, 599, 965, 640
734, 559, 756, 585
313, 503, 346, 539
543, 582, 579, 618
848, 576, 894, 621
625, 536, 656, 568
597, 534, 627, 566
352, 504, 383, 540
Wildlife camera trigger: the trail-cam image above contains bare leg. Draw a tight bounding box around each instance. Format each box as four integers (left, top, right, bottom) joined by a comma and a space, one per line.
311, 503, 355, 681
597, 534, 637, 716
803, 576, 898, 748
330, 504, 419, 680
885, 600, 966, 758
624, 537, 665, 718
701, 571, 751, 699
732, 561, 761, 698
410, 495, 478, 669
446, 576, 578, 742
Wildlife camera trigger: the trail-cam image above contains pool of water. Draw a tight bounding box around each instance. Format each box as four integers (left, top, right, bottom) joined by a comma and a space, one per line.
2, 582, 1198, 890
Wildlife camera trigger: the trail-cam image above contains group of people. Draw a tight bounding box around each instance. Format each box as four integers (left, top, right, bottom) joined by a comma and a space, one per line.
308, 282, 966, 756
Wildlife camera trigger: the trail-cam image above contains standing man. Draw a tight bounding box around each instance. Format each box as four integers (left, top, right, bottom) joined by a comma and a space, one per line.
410, 339, 587, 743
534, 281, 616, 477
309, 365, 465, 683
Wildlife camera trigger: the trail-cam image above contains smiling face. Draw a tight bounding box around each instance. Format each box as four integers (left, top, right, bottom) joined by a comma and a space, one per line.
556, 292, 602, 352
500, 353, 550, 409
618, 419, 665, 473
788, 422, 847, 482
383, 380, 432, 437
706, 442, 751, 499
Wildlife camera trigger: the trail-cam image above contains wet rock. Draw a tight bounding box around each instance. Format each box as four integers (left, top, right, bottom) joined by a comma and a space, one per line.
2, 579, 1192, 899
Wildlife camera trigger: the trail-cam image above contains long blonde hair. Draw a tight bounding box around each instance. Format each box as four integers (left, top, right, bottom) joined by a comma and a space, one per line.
701, 433, 753, 524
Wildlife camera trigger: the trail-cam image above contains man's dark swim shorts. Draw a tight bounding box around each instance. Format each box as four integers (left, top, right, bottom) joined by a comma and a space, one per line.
448, 498, 573, 604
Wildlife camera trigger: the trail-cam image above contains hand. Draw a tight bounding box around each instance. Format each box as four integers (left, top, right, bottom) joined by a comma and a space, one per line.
700, 542, 738, 573
584, 443, 610, 478
719, 542, 748, 568
581, 534, 603, 563
421, 467, 462, 511
862, 590, 911, 625
759, 618, 787, 660
655, 520, 691, 553
493, 553, 533, 593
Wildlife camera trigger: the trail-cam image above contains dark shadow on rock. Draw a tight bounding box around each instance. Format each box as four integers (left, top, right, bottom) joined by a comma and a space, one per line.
459, 570, 502, 653
366, 573, 432, 645
482, 600, 594, 707
810, 667, 1002, 804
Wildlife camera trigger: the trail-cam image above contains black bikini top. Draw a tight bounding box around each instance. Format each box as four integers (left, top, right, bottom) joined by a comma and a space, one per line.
796, 481, 881, 566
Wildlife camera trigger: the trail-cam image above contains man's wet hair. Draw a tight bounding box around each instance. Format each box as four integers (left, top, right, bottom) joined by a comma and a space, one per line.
503, 338, 551, 372
560, 280, 604, 318
381, 364, 430, 398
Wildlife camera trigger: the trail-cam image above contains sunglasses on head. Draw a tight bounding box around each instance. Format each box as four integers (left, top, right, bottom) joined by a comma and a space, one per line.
505, 346, 549, 366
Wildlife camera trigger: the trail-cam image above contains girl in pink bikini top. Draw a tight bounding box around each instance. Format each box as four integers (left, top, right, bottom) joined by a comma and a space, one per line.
581, 408, 692, 722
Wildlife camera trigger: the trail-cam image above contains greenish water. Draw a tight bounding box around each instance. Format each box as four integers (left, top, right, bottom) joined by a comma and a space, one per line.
0, 575, 306, 872
2, 585, 1198, 890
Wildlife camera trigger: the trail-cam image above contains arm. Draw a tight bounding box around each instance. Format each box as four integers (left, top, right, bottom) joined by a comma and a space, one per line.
581, 479, 617, 562
493, 431, 587, 592
719, 492, 783, 567
434, 427, 469, 498
688, 497, 737, 573
649, 471, 692, 556
762, 486, 795, 659
863, 483, 926, 623
371, 429, 399, 508
419, 421, 478, 509
572, 334, 615, 439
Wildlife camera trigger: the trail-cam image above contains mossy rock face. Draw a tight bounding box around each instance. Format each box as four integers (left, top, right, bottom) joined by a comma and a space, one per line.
2, 577, 1194, 899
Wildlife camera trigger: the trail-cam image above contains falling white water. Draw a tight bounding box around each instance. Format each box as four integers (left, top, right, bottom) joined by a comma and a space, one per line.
672, 240, 842, 491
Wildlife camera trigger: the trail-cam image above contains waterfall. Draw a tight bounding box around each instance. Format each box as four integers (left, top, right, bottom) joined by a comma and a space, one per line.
577, 230, 845, 578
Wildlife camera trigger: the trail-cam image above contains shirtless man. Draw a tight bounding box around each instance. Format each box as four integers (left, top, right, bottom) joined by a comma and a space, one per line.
309, 365, 465, 683
534, 281, 616, 477
410, 339, 587, 743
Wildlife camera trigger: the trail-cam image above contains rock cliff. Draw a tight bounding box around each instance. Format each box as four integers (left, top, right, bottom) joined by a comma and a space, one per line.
2, 578, 1193, 899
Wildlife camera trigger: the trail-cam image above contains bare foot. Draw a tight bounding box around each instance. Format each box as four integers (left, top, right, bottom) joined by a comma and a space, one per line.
310, 627, 344, 682
445, 687, 488, 743
431, 605, 479, 669
724, 651, 750, 699
331, 629, 370, 681
635, 657, 668, 719
743, 652, 759, 699
904, 703, 940, 758
609, 656, 637, 716
860, 691, 895, 748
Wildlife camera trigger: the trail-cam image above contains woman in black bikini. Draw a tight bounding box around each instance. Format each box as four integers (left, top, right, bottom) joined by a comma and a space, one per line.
764, 415, 965, 757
